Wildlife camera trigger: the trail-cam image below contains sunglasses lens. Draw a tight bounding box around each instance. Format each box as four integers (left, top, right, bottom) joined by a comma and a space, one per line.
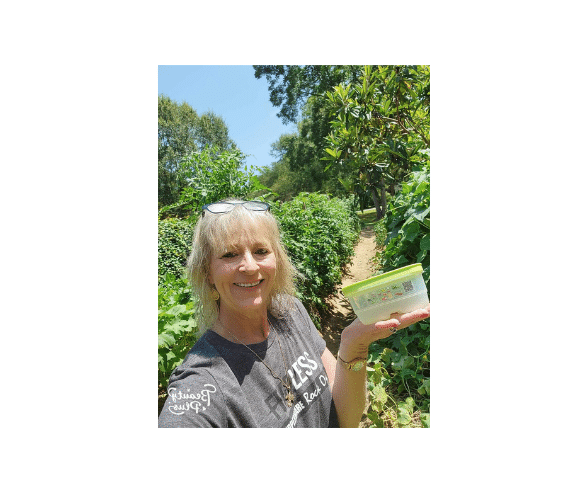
206, 203, 235, 213
244, 202, 269, 211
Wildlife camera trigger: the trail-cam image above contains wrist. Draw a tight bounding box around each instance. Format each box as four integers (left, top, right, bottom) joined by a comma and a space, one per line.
337, 352, 368, 372
339, 325, 371, 361
337, 340, 369, 362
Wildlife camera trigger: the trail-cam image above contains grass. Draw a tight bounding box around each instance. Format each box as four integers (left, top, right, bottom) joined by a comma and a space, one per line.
356, 208, 380, 229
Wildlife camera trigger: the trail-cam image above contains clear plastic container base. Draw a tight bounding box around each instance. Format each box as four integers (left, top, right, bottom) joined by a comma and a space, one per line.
342, 263, 429, 325
351, 290, 429, 325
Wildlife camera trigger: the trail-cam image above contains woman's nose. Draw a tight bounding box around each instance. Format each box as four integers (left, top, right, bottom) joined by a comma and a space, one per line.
239, 250, 259, 272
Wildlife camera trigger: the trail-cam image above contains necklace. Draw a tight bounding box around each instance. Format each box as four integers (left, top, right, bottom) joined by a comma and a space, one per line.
219, 321, 295, 407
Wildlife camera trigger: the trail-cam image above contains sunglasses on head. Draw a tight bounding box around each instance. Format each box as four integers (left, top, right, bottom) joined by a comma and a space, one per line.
201, 200, 271, 216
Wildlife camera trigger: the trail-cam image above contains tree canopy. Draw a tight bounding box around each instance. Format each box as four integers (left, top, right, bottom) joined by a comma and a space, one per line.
254, 66, 362, 201
253, 65, 360, 125
158, 95, 236, 207
323, 65, 430, 218
255, 65, 430, 217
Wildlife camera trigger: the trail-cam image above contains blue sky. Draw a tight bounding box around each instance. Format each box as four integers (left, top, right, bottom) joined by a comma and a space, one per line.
158, 65, 299, 172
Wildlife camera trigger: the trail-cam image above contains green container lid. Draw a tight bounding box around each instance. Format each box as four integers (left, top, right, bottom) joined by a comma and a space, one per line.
342, 263, 423, 297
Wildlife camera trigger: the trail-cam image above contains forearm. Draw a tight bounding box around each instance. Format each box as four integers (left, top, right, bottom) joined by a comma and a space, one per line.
331, 358, 368, 428
331, 337, 371, 428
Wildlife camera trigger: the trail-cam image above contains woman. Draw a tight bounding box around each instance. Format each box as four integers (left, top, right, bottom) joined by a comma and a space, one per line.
158, 199, 430, 428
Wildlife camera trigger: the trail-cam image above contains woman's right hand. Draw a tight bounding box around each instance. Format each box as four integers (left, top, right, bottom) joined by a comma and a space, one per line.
337, 304, 430, 360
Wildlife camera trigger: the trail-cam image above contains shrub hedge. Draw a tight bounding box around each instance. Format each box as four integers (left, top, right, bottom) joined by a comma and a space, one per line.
158, 218, 194, 284
272, 193, 360, 318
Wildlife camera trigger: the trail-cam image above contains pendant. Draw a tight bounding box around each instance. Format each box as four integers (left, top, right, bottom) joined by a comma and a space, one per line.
285, 391, 295, 407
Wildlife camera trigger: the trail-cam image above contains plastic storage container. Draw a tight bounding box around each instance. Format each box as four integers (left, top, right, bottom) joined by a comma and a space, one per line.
341, 263, 429, 325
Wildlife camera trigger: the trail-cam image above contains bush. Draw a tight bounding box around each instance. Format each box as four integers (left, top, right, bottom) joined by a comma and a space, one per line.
158, 274, 201, 394
367, 159, 431, 423
379, 159, 430, 286
158, 146, 267, 219
158, 218, 194, 284
273, 193, 360, 318
158, 218, 200, 399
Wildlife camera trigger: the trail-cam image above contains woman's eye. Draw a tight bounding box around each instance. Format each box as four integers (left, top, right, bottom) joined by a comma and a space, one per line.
256, 248, 269, 255
221, 252, 237, 258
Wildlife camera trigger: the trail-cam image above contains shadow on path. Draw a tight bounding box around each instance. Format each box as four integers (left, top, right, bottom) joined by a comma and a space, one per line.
318, 224, 378, 355
319, 296, 356, 356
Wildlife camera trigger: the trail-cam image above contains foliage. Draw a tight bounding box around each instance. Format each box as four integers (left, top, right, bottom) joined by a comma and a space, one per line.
257, 134, 311, 201
258, 108, 353, 201
158, 95, 236, 207
254, 66, 364, 201
253, 65, 360, 125
365, 389, 429, 428
255, 65, 430, 218
323, 65, 430, 219
378, 158, 430, 284
158, 274, 201, 392
158, 145, 268, 220
272, 193, 360, 319
257, 160, 302, 202
367, 320, 430, 420
367, 158, 431, 422
158, 218, 194, 284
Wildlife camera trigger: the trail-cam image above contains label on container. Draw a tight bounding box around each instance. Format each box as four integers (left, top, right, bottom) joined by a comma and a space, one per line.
355, 279, 415, 310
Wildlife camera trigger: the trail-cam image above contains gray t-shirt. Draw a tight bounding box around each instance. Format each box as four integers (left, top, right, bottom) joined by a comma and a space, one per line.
158, 298, 339, 428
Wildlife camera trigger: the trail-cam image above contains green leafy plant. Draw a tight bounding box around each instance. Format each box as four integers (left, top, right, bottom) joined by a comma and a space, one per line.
377, 157, 430, 286
158, 95, 236, 208
366, 159, 430, 424
272, 193, 360, 320
158, 218, 194, 284
158, 274, 201, 393
323, 65, 430, 219
368, 320, 430, 407
158, 145, 268, 220
366, 353, 430, 428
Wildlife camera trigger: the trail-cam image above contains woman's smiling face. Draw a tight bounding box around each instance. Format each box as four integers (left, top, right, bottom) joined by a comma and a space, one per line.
208, 224, 277, 319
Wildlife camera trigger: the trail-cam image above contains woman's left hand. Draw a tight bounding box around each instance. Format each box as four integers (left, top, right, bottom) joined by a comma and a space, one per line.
338, 304, 430, 359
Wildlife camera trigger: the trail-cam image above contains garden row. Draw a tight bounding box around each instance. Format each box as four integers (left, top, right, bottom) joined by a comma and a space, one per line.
367, 158, 430, 427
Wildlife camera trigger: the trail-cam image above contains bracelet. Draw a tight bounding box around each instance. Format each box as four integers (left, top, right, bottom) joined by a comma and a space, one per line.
337, 353, 367, 372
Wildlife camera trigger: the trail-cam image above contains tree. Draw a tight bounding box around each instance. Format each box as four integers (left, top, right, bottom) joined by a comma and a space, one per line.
257, 134, 311, 201
253, 65, 360, 125
254, 66, 363, 199
323, 65, 430, 219
158, 95, 236, 207
258, 126, 353, 201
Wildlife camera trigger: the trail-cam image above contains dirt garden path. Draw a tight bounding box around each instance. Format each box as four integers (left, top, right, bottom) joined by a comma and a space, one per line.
319, 222, 379, 355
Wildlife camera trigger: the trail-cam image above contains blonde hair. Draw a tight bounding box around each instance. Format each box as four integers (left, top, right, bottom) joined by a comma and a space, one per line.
186, 199, 298, 329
